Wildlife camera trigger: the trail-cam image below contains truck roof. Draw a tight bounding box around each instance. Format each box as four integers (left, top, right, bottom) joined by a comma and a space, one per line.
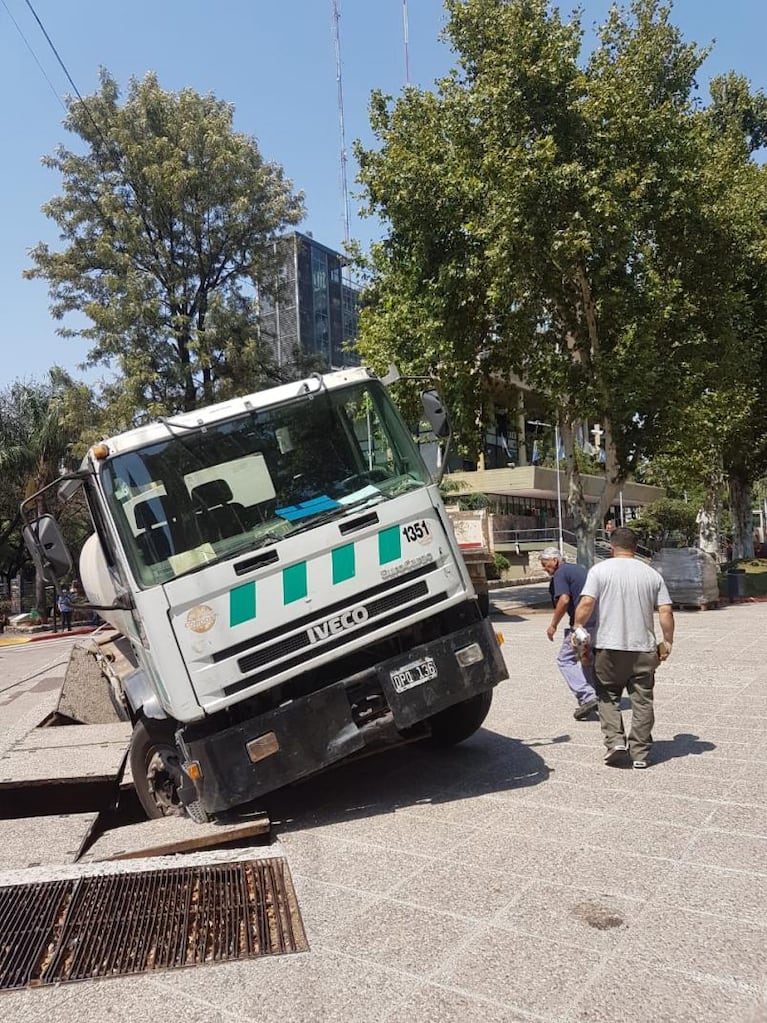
91, 366, 377, 459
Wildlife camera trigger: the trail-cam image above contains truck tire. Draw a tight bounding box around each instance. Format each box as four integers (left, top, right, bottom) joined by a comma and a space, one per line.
428, 689, 493, 746
129, 718, 186, 819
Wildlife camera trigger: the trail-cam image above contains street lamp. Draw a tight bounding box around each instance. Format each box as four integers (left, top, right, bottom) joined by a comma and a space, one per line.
528, 419, 565, 557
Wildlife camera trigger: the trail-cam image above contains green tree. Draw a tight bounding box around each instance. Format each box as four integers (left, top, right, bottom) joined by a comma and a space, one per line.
26, 70, 304, 423
627, 498, 700, 550
354, 0, 765, 565
648, 77, 767, 559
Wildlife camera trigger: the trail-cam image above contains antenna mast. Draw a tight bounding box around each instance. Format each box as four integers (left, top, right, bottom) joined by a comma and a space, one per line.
331, 0, 351, 249
403, 0, 411, 85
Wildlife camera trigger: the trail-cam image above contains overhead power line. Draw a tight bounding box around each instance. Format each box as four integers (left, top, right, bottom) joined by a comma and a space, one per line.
0, 0, 65, 109
23, 0, 111, 149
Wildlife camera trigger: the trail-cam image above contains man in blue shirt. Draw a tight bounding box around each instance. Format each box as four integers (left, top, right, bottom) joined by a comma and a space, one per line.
539, 547, 598, 719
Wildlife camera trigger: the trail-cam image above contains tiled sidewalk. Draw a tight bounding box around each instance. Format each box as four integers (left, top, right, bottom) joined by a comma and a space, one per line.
2, 602, 766, 1022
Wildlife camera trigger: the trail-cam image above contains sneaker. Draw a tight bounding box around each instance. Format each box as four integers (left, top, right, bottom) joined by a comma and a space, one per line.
573, 699, 598, 720
632, 760, 648, 770
603, 744, 627, 765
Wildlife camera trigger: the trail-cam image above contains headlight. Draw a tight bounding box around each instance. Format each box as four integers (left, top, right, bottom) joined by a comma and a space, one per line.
455, 642, 484, 667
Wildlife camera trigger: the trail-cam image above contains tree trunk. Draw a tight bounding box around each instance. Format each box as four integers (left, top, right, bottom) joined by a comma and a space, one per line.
729, 472, 754, 560
696, 485, 721, 557
560, 416, 621, 569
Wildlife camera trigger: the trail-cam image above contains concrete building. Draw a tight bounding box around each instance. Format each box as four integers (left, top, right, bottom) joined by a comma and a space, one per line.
445, 463, 665, 579
260, 231, 359, 370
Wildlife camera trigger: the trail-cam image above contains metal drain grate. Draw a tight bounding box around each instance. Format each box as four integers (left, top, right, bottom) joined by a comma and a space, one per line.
0, 858, 308, 990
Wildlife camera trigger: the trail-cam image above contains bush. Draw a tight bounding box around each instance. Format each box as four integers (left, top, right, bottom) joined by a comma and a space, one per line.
493, 552, 510, 573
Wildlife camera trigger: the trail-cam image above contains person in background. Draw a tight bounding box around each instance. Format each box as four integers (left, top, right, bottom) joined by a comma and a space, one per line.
539, 547, 598, 720
57, 587, 73, 631
574, 526, 675, 769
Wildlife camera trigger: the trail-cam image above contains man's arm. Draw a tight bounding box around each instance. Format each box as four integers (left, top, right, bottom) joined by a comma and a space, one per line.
547, 595, 570, 641
573, 595, 596, 630
657, 603, 674, 660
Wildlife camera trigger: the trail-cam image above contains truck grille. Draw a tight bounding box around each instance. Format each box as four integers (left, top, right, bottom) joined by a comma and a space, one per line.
223, 588, 447, 697
237, 579, 430, 674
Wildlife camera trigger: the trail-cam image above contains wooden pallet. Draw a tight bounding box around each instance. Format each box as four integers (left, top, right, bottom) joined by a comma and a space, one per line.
672, 600, 720, 611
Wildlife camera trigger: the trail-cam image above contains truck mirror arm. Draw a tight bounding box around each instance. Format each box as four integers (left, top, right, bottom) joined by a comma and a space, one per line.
20, 468, 95, 517
73, 595, 135, 613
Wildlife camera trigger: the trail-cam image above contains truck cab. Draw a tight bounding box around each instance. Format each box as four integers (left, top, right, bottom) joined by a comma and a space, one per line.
23, 368, 508, 821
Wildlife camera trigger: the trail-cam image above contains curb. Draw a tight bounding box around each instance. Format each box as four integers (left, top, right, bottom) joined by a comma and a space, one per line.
0, 626, 109, 647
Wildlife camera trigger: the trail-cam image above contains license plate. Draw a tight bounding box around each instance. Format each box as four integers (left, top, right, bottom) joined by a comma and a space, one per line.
390, 656, 438, 693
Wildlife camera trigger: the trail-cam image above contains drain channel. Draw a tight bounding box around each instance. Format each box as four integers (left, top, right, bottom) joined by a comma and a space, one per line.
0, 858, 307, 990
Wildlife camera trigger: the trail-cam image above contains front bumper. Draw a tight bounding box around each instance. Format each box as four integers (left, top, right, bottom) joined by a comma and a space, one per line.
179, 616, 506, 815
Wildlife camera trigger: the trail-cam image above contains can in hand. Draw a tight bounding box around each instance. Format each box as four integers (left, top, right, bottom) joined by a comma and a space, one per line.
572, 626, 592, 667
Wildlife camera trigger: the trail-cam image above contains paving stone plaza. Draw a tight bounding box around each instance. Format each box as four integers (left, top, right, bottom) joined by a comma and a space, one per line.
1, 587, 766, 1022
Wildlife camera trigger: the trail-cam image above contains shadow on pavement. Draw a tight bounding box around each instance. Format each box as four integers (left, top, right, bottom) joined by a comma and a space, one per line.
647, 732, 717, 765
265, 727, 550, 831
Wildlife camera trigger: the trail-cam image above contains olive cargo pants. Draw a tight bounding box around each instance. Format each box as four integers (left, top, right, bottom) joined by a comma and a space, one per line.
593, 649, 659, 762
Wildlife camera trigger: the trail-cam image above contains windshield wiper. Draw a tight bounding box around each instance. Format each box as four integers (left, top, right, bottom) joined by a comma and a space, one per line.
249, 529, 289, 551
281, 493, 385, 538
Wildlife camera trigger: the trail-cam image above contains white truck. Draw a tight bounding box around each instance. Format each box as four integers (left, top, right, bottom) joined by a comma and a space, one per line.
23, 367, 507, 822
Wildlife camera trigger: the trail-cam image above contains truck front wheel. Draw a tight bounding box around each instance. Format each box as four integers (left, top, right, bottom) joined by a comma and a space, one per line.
129, 718, 185, 819
427, 689, 493, 746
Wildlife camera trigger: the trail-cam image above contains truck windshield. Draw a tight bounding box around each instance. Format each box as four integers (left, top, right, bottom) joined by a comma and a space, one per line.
101, 380, 431, 587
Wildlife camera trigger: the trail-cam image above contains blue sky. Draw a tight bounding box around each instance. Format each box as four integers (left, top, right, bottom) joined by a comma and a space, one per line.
0, 0, 764, 390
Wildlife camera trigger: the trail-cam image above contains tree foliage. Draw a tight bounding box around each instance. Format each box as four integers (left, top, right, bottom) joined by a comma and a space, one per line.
26, 70, 304, 423
354, 0, 767, 564
0, 372, 93, 616
626, 498, 700, 550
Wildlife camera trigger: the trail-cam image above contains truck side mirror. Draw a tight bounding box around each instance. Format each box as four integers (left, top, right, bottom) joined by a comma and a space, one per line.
22, 514, 73, 582
421, 389, 450, 439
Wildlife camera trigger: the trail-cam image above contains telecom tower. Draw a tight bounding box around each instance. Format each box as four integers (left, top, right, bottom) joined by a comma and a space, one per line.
330, 1, 411, 248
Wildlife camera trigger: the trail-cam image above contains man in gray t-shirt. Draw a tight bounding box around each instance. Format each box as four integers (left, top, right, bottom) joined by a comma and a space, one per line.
574, 527, 675, 769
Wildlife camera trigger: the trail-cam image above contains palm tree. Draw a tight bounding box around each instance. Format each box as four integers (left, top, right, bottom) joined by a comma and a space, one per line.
0, 377, 77, 622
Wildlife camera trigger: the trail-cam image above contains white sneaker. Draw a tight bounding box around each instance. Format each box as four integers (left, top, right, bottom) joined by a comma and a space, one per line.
603, 745, 627, 765
632, 760, 648, 770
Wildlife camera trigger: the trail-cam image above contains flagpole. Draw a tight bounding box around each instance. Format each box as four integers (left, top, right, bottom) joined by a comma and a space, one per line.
555, 423, 564, 555
528, 417, 565, 556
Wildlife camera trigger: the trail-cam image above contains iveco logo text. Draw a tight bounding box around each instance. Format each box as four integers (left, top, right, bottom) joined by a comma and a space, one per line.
307, 606, 369, 645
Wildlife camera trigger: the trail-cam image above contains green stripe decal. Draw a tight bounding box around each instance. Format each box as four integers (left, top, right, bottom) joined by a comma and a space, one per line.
230, 581, 256, 627
332, 544, 355, 584
378, 526, 401, 565
283, 562, 307, 604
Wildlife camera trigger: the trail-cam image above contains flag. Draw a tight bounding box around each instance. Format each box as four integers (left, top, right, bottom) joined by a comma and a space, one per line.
531, 439, 541, 465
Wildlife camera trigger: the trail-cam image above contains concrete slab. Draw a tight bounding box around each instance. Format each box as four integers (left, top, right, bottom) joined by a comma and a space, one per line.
56, 641, 129, 724
0, 813, 98, 868
0, 739, 127, 785
15, 723, 132, 751
81, 811, 271, 861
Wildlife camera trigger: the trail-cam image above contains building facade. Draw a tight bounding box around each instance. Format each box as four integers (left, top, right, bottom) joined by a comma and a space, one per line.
260, 231, 359, 371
